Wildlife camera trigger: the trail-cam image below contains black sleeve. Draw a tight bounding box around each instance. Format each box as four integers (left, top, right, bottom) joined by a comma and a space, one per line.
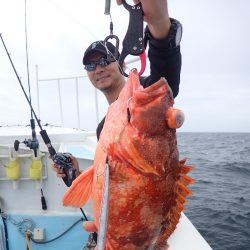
96, 116, 105, 141
140, 26, 182, 98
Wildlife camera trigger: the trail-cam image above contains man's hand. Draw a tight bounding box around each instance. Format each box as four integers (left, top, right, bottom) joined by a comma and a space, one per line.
51, 155, 81, 178
116, 0, 171, 39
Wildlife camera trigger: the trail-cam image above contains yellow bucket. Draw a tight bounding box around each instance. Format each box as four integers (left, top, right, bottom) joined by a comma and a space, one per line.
6, 158, 20, 180
29, 155, 42, 180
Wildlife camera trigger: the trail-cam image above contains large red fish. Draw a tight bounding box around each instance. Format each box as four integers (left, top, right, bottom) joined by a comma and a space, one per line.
63, 69, 193, 249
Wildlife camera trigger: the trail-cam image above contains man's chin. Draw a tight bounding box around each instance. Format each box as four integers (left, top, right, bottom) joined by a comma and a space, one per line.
96, 82, 111, 91
96, 78, 111, 89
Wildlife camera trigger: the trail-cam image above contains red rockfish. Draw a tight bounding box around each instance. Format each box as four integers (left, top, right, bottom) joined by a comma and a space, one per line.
63, 69, 193, 249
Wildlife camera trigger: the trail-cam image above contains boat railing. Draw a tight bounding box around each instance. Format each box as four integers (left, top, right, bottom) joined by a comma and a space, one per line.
35, 57, 141, 130
35, 65, 100, 130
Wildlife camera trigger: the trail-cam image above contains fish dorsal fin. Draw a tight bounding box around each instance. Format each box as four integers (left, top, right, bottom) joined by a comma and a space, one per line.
62, 166, 94, 208
156, 159, 194, 244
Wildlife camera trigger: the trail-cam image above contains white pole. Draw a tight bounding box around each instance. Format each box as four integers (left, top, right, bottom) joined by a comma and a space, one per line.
35, 65, 40, 118
57, 79, 64, 126
94, 88, 99, 125
75, 77, 80, 129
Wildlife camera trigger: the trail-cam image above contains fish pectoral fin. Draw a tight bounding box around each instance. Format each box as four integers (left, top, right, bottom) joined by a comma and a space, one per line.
127, 142, 161, 176
130, 156, 160, 176
62, 165, 94, 208
110, 142, 160, 176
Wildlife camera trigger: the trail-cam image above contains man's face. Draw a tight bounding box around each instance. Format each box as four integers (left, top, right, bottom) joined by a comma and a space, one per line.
86, 52, 122, 92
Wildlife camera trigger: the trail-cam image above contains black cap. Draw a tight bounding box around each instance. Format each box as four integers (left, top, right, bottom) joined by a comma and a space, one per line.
82, 41, 120, 65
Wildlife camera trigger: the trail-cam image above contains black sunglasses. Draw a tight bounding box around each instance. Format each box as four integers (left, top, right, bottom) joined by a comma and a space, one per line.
84, 58, 113, 72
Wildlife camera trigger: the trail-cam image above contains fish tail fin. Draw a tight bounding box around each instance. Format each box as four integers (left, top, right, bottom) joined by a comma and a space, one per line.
157, 159, 194, 244
62, 165, 94, 208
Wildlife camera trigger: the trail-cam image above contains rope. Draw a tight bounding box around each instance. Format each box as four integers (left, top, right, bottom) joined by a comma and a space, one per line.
25, 232, 32, 250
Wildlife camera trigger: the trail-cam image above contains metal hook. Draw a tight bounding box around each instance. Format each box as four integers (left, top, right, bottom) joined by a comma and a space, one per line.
104, 35, 120, 62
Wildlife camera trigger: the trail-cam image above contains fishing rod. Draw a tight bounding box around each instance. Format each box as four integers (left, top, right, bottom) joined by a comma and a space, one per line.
11, 0, 40, 159
0, 32, 92, 231
19, 0, 40, 159
0, 33, 75, 187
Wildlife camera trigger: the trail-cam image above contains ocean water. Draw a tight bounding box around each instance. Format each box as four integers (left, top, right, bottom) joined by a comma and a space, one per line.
177, 132, 250, 250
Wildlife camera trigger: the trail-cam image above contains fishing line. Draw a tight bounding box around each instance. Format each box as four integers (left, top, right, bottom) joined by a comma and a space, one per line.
1, 1, 94, 238
26, 0, 46, 206
0, 32, 90, 221
0, 34, 42, 131
44, 0, 99, 40
24, 0, 32, 119
45, 0, 123, 74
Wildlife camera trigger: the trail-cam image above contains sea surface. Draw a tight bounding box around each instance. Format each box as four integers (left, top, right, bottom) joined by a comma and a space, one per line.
177, 132, 250, 250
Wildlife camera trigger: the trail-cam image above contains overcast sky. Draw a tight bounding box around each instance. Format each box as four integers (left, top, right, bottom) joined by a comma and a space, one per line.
0, 0, 250, 132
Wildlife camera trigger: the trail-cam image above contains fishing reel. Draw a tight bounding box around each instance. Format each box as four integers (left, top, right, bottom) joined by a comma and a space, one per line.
1, 33, 77, 190
14, 119, 39, 157
14, 141, 76, 186
52, 152, 76, 187
14, 138, 39, 157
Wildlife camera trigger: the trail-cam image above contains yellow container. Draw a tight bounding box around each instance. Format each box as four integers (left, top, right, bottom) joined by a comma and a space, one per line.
29, 156, 42, 180
6, 158, 20, 180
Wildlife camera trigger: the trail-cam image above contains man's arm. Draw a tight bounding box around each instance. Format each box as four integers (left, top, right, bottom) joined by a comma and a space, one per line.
117, 0, 182, 98
116, 0, 171, 39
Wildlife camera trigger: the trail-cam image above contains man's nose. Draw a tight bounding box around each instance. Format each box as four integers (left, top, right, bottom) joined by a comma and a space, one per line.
95, 64, 105, 73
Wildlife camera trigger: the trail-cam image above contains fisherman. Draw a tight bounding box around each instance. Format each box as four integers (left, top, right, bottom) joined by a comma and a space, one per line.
52, 0, 182, 249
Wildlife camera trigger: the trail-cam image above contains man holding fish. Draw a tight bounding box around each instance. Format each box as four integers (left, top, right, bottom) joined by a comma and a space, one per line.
52, 0, 184, 249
